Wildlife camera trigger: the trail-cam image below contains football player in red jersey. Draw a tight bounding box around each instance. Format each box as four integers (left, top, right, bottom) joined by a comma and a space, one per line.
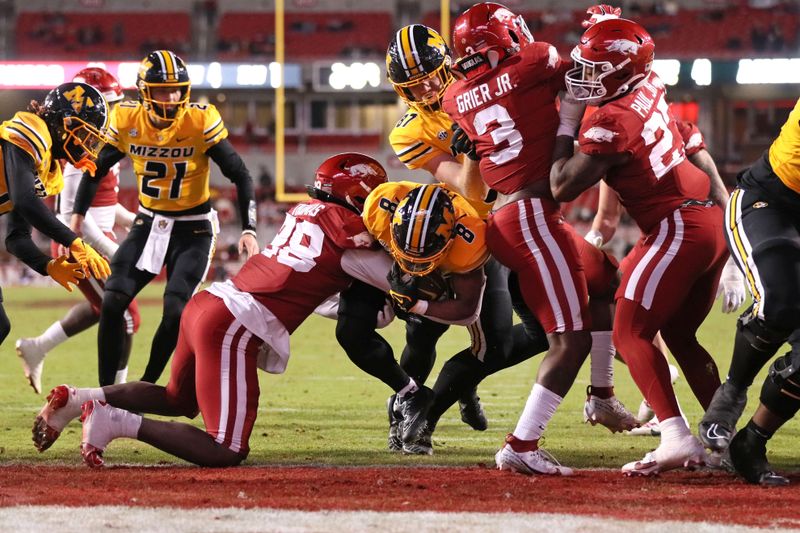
443, 2, 631, 475
31, 153, 387, 467
551, 18, 728, 475
16, 67, 141, 395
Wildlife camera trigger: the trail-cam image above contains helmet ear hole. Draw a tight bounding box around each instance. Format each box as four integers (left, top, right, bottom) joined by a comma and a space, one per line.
509, 30, 519, 44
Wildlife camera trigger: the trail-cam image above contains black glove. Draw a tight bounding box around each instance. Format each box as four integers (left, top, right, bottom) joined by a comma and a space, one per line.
450, 123, 479, 161
387, 263, 419, 313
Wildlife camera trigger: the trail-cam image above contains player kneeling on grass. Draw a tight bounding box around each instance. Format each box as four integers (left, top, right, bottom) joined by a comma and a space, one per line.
31, 152, 387, 467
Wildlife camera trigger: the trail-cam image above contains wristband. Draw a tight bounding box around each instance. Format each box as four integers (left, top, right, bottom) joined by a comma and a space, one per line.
241, 229, 257, 238
557, 95, 585, 137
409, 300, 429, 316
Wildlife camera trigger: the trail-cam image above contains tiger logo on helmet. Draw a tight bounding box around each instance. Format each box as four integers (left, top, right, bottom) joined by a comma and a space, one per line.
387, 25, 454, 113
390, 184, 457, 276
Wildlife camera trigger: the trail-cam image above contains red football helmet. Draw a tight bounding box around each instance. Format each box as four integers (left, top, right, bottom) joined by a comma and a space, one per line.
452, 2, 534, 60
72, 67, 124, 103
565, 18, 654, 105
308, 153, 388, 214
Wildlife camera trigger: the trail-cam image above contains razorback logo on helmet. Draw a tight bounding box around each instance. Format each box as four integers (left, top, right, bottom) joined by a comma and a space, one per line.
604, 39, 640, 55
349, 163, 382, 179
583, 126, 618, 142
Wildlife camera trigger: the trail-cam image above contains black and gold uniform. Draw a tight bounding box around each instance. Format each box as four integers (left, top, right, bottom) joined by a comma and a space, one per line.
73, 50, 257, 386
0, 83, 110, 345
699, 96, 800, 485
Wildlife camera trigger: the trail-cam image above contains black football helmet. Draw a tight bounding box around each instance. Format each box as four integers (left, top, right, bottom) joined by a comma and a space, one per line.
137, 49, 191, 123
390, 185, 457, 276
41, 82, 110, 172
386, 24, 453, 113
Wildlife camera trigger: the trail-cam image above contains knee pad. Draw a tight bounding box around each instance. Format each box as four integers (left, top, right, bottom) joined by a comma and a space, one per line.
101, 290, 133, 318
760, 350, 800, 420
738, 312, 790, 353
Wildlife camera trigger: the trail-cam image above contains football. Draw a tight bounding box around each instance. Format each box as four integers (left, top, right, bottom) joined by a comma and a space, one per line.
416, 270, 452, 301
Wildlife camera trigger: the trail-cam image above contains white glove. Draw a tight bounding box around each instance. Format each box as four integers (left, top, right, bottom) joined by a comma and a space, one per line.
716, 256, 746, 313
584, 229, 604, 248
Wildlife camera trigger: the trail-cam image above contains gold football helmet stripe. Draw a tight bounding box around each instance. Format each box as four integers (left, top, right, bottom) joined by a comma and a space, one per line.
406, 184, 438, 253
159, 50, 176, 81
399, 26, 419, 77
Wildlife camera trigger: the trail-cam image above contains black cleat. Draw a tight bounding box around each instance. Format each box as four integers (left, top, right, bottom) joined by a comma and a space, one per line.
729, 426, 789, 487
387, 395, 402, 452
459, 388, 488, 431
698, 381, 748, 451
398, 386, 435, 444
402, 422, 434, 455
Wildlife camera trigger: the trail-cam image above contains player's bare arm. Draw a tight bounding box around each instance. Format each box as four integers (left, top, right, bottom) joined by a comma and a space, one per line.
689, 148, 729, 207
589, 182, 623, 246
550, 150, 628, 202
421, 152, 486, 203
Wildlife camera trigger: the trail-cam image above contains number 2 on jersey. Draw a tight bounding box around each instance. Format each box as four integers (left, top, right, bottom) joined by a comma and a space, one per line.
141, 161, 188, 199
262, 214, 324, 272
641, 95, 684, 179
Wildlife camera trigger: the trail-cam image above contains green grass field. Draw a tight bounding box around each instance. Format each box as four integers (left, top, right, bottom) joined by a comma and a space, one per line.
0, 284, 796, 471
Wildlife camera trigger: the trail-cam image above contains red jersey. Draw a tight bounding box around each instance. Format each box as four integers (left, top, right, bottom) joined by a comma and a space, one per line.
442, 42, 569, 195
93, 164, 120, 207
676, 120, 706, 157
232, 200, 371, 333
578, 72, 709, 233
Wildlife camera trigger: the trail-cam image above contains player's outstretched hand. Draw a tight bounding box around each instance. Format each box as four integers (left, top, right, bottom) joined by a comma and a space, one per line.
47, 255, 85, 292
239, 231, 260, 260
69, 238, 111, 280
582, 4, 622, 28
450, 124, 479, 161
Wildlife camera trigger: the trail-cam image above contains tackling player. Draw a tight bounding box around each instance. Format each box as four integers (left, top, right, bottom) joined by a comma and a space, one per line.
0, 83, 111, 348
32, 153, 386, 467
16, 67, 140, 395
442, 2, 630, 476
551, 18, 728, 475
71, 50, 259, 386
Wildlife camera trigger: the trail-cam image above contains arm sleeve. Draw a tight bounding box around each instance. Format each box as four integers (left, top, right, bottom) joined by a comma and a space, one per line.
81, 213, 119, 258
5, 209, 51, 275
57, 163, 82, 217
206, 138, 257, 231
73, 144, 126, 216
3, 143, 76, 248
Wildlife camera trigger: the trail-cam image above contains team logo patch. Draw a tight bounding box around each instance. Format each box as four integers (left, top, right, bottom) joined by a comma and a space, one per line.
753, 201, 768, 209
158, 219, 169, 230
583, 126, 618, 142
129, 128, 139, 137
437, 130, 448, 141
604, 39, 640, 55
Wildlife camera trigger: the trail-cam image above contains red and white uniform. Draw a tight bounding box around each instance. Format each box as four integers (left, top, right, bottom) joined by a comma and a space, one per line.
579, 72, 727, 415
166, 200, 373, 454
53, 162, 140, 334
443, 42, 616, 333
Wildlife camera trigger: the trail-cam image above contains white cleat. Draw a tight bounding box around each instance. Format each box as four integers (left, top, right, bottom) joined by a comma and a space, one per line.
80, 400, 118, 468
621, 435, 707, 477
32, 385, 83, 452
627, 416, 661, 437
583, 388, 639, 433
495, 437, 573, 476
16, 338, 46, 394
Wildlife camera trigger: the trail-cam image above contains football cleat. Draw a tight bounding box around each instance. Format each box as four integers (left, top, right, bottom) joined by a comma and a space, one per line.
32, 385, 82, 452
398, 386, 435, 444
636, 399, 655, 424
459, 388, 488, 431
626, 416, 661, 437
698, 381, 748, 452
583, 386, 639, 433
80, 400, 118, 468
402, 422, 433, 456
728, 426, 789, 486
16, 338, 46, 395
387, 394, 402, 452
621, 435, 707, 476
495, 434, 573, 476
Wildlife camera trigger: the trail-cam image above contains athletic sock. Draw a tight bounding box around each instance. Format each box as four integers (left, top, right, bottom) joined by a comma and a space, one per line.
659, 415, 691, 444
590, 330, 615, 391
76, 387, 106, 405
397, 378, 418, 398
513, 383, 563, 441
114, 367, 129, 385
36, 321, 69, 353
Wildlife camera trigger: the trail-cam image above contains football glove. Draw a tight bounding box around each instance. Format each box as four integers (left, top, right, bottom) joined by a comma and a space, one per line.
584, 229, 604, 248
716, 256, 746, 314
388, 263, 419, 313
69, 238, 111, 280
450, 124, 479, 161
582, 4, 622, 28
46, 255, 85, 292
